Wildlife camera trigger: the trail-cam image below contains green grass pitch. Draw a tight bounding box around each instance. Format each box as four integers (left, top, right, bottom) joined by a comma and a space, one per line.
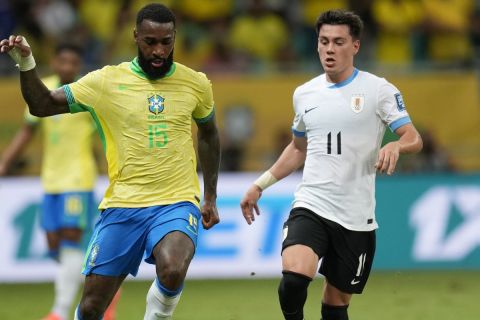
0, 271, 478, 319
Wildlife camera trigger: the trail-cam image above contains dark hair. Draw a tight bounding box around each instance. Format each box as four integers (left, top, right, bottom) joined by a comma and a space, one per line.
54, 43, 83, 57
136, 3, 176, 27
315, 10, 363, 40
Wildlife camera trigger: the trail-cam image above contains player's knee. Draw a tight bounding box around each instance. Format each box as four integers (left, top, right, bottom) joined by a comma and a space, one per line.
156, 262, 186, 289
278, 270, 311, 298
321, 303, 349, 320
79, 296, 107, 320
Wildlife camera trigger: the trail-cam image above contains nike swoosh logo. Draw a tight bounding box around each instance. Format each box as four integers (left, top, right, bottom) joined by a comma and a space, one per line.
351, 279, 360, 285
305, 107, 318, 114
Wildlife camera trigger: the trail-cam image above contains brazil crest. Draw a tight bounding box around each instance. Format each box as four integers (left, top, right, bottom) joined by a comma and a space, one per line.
148, 94, 165, 115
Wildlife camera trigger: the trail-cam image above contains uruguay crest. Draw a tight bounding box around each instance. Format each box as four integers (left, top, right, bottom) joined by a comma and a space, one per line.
351, 94, 364, 113
148, 94, 165, 115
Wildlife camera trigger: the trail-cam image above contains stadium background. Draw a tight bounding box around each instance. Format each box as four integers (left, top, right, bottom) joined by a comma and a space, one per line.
1, 0, 480, 319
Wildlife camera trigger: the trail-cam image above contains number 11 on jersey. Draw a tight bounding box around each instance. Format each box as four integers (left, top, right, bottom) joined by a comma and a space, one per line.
327, 131, 341, 154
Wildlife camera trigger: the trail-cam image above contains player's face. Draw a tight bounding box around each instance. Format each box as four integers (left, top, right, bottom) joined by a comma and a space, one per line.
52, 50, 82, 84
317, 24, 359, 83
135, 19, 175, 79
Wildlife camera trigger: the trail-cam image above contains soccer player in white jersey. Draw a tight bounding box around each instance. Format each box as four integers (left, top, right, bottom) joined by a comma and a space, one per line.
241, 10, 423, 320
1, 3, 220, 320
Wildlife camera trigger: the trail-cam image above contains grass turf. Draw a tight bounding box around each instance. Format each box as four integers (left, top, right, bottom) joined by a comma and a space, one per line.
0, 271, 478, 319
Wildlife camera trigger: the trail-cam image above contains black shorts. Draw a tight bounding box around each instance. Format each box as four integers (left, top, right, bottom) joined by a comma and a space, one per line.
281, 207, 376, 294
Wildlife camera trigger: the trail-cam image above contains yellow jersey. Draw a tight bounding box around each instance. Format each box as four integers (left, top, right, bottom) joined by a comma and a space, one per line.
64, 59, 215, 209
26, 75, 97, 193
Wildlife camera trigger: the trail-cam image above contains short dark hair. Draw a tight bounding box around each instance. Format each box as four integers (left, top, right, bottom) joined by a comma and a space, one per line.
315, 10, 363, 40
54, 43, 83, 57
136, 3, 176, 27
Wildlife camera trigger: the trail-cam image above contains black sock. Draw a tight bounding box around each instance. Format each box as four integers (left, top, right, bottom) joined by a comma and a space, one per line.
278, 271, 312, 320
321, 303, 349, 320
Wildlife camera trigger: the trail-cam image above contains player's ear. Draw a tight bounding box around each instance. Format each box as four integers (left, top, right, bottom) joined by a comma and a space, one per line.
133, 28, 138, 43
353, 39, 360, 55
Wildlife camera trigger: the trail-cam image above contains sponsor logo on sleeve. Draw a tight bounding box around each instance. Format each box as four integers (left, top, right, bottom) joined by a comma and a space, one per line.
394, 93, 406, 112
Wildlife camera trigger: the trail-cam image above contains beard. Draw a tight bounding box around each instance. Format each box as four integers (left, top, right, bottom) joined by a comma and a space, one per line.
137, 49, 174, 79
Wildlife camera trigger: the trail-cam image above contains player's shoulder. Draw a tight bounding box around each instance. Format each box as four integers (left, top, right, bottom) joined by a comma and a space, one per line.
95, 62, 130, 75
173, 62, 211, 91
174, 62, 210, 82
294, 74, 325, 95
357, 70, 390, 87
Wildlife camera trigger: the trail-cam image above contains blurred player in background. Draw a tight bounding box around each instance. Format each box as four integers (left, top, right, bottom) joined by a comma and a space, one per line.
1, 3, 220, 320
241, 9, 423, 320
0, 44, 119, 320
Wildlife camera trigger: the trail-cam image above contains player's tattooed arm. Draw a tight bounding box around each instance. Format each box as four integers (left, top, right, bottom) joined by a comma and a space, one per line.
20, 70, 69, 117
197, 115, 221, 229
0, 35, 69, 116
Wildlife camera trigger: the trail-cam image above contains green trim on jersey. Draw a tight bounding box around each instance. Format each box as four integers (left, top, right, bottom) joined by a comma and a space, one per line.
129, 57, 176, 79
194, 107, 215, 124
63, 85, 107, 154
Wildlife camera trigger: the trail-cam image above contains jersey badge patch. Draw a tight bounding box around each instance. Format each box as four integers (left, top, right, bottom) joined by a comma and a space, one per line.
351, 94, 364, 113
148, 94, 165, 115
88, 243, 99, 267
394, 93, 406, 111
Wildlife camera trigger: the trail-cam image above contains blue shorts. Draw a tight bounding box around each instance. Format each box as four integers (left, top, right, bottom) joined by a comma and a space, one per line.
41, 192, 96, 232
82, 201, 201, 277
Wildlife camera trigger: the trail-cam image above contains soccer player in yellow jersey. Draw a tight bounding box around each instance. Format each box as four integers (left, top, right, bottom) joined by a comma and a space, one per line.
1, 3, 221, 320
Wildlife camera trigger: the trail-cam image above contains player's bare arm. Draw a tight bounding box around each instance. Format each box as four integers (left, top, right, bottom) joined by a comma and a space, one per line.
240, 136, 307, 225
0, 124, 36, 176
376, 123, 423, 175
0, 35, 69, 117
197, 116, 220, 230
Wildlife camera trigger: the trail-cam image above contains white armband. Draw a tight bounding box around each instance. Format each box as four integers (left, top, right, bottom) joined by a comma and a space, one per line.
253, 170, 278, 191
7, 37, 36, 72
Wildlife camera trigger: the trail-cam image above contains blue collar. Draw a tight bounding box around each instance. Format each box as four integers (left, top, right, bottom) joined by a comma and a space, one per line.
328, 68, 359, 89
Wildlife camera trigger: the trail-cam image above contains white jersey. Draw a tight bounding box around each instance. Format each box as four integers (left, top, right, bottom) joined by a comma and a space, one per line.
291, 69, 411, 231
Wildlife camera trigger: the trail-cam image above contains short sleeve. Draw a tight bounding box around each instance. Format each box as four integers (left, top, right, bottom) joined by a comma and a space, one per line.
291, 89, 306, 137
192, 72, 215, 123
63, 69, 105, 114
377, 81, 411, 132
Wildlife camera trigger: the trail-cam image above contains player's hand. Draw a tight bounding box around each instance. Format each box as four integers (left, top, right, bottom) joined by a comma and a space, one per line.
240, 184, 262, 225
0, 35, 35, 71
375, 141, 401, 175
0, 35, 31, 56
200, 199, 220, 230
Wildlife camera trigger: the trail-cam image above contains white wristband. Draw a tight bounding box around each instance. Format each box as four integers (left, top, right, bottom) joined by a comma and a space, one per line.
7, 37, 36, 72
254, 170, 278, 191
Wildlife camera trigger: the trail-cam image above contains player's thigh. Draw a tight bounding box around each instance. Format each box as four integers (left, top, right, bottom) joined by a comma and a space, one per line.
323, 279, 352, 306
320, 221, 376, 295
281, 207, 326, 277
145, 201, 201, 270
83, 207, 151, 277
282, 245, 319, 278
60, 227, 83, 243
153, 231, 195, 275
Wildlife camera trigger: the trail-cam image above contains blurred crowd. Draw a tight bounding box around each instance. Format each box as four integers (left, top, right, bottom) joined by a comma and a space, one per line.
1, 0, 480, 75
